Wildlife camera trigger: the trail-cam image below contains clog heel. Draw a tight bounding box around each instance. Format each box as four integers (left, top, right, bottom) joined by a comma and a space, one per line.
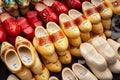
57, 50, 72, 64
0, 42, 22, 73
101, 19, 112, 30
16, 66, 33, 80
15, 36, 35, 67
72, 63, 98, 80
82, 1, 101, 24
35, 65, 50, 80
46, 22, 69, 52
7, 74, 19, 80
59, 13, 80, 38
91, 0, 113, 19
107, 39, 120, 60
69, 36, 82, 47
80, 32, 90, 42
104, 0, 120, 14
68, 9, 92, 33
92, 22, 104, 34
69, 46, 82, 57
42, 57, 62, 73
62, 67, 78, 80
80, 43, 113, 80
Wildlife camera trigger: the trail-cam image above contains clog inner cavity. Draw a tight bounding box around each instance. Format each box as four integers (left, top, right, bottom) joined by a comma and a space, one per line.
74, 65, 86, 76
60, 14, 71, 22
0, 13, 11, 22
64, 70, 77, 80
6, 51, 20, 69
35, 28, 47, 37
92, 0, 103, 6
47, 23, 59, 34
19, 47, 32, 64
118, 47, 120, 55
83, 2, 93, 10
44, 0, 54, 6
69, 10, 82, 19
36, 3, 46, 11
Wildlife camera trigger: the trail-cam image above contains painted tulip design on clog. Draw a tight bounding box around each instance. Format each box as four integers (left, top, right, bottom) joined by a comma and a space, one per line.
91, 0, 113, 19
47, 22, 69, 52
59, 13, 80, 38
104, 0, 120, 14
82, 1, 101, 24
68, 9, 92, 33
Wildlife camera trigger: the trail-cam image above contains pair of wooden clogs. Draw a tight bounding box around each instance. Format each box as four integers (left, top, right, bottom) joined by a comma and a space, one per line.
62, 63, 98, 80
0, 36, 50, 80
80, 36, 120, 80
33, 22, 72, 72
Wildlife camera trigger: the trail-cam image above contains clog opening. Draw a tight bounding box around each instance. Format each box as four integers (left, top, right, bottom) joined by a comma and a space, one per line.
43, 0, 54, 6
62, 68, 77, 80
35, 27, 47, 37
72, 64, 87, 77
18, 47, 32, 65
49, 76, 58, 80
69, 9, 82, 19
0, 13, 11, 22
82, 1, 93, 10
59, 14, 71, 22
47, 22, 59, 34
6, 51, 20, 70
91, 0, 103, 6
36, 3, 46, 11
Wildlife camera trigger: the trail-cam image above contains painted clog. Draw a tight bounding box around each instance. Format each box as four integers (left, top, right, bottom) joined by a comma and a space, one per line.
0, 42, 22, 73
43, 0, 68, 15
68, 9, 92, 33
104, 0, 120, 14
46, 22, 69, 52
58, 50, 72, 64
59, 13, 80, 38
91, 0, 113, 19
35, 3, 58, 23
82, 1, 101, 24
42, 57, 62, 73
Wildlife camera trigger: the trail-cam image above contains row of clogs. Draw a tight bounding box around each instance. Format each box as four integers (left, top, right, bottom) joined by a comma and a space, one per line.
80, 36, 120, 80
0, 36, 50, 80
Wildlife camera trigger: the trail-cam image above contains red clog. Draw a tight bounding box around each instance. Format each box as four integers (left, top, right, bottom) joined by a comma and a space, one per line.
62, 0, 82, 9
0, 12, 20, 37
43, 0, 68, 15
26, 11, 43, 29
16, 17, 34, 40
0, 21, 6, 43
35, 3, 58, 23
